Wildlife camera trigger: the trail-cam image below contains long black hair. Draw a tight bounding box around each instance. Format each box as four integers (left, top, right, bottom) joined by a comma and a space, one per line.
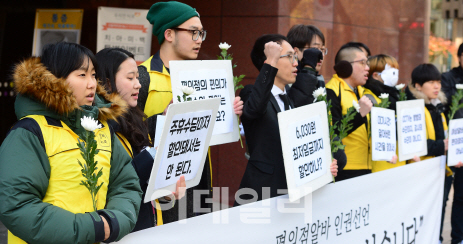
96, 48, 152, 154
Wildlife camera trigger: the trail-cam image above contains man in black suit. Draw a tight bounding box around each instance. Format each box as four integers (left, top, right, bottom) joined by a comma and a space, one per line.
235, 34, 338, 206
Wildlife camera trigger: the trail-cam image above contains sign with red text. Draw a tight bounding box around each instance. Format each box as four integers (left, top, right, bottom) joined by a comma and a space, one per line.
97, 7, 152, 64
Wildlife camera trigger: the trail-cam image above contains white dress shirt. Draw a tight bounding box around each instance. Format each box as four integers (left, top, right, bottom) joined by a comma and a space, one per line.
271, 85, 291, 112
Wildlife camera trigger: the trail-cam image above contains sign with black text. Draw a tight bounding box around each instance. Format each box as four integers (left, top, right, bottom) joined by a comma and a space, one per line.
117, 157, 445, 244
371, 107, 396, 161
170, 60, 239, 146
144, 98, 220, 202
448, 118, 463, 166
397, 99, 427, 161
278, 101, 332, 202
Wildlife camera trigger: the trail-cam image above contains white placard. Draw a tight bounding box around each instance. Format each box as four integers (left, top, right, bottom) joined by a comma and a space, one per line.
371, 107, 397, 161
144, 98, 220, 202
397, 99, 427, 161
170, 60, 239, 146
448, 118, 463, 166
153, 115, 165, 148
116, 157, 444, 244
97, 7, 152, 63
278, 101, 332, 202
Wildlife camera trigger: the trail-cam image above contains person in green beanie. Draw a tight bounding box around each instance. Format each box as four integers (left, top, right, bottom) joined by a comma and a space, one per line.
137, 1, 243, 227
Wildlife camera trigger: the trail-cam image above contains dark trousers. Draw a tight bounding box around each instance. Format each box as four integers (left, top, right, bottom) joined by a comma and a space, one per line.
335, 169, 371, 181
452, 167, 463, 243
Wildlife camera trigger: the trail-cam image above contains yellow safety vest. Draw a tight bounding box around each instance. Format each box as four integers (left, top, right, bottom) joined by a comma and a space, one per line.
8, 115, 112, 244
140, 56, 173, 117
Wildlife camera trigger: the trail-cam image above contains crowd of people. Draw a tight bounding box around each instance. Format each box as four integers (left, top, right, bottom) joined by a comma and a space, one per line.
0, 1, 462, 243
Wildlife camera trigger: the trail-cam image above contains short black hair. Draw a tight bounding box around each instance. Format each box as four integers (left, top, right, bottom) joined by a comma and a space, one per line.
96, 48, 135, 94
458, 43, 463, 57
287, 24, 325, 49
339, 42, 371, 57
41, 42, 97, 79
250, 34, 288, 71
334, 46, 363, 64
411, 63, 441, 86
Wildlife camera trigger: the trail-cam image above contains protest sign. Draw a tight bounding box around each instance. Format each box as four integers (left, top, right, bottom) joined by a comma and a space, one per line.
97, 7, 152, 64
371, 107, 397, 161
170, 60, 239, 146
144, 98, 220, 202
32, 9, 83, 56
448, 118, 463, 166
117, 157, 445, 244
278, 101, 332, 202
397, 99, 427, 161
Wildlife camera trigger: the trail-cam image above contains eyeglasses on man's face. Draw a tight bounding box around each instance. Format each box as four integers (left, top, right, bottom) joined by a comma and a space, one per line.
350, 59, 370, 67
301, 46, 328, 56
280, 53, 298, 64
172, 28, 207, 41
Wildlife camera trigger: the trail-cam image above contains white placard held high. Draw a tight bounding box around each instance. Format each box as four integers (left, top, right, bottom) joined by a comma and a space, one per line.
144, 98, 220, 202
278, 101, 332, 202
371, 107, 397, 161
170, 60, 239, 146
397, 99, 427, 161
448, 118, 463, 166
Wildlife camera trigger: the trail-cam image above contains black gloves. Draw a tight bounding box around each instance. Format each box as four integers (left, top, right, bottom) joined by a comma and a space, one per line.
300, 48, 323, 70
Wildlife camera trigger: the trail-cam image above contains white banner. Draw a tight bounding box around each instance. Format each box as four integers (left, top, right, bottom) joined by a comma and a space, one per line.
97, 7, 152, 63
278, 101, 332, 202
397, 99, 427, 161
371, 107, 397, 161
448, 118, 463, 166
144, 98, 220, 202
117, 157, 445, 244
170, 60, 239, 146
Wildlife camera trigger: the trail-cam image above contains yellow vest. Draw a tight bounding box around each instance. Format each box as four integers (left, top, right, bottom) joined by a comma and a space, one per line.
140, 56, 173, 117
326, 75, 371, 170
362, 89, 406, 173
9, 115, 112, 244
420, 107, 448, 161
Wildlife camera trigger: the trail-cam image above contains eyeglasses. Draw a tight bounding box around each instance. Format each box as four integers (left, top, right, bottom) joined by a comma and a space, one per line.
280, 53, 298, 64
172, 28, 207, 41
350, 59, 370, 67
302, 46, 328, 55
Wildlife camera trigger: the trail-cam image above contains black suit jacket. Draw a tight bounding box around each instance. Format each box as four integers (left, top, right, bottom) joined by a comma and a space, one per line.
236, 64, 295, 205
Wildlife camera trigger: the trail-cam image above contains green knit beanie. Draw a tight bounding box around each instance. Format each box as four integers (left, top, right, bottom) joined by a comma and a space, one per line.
147, 1, 200, 45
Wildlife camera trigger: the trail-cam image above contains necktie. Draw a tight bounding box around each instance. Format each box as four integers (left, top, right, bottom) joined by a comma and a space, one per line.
279, 94, 290, 111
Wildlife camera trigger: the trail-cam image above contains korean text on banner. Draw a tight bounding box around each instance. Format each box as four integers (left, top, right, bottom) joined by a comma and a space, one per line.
170, 60, 239, 146
278, 101, 332, 202
116, 157, 445, 244
97, 7, 152, 63
397, 99, 427, 161
448, 118, 463, 166
32, 9, 83, 56
371, 107, 397, 161
144, 98, 220, 202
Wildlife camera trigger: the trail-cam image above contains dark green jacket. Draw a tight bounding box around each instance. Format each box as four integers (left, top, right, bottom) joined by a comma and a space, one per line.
0, 57, 142, 243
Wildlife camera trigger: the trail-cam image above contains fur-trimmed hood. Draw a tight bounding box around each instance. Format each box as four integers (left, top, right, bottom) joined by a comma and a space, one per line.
407, 83, 447, 105
13, 57, 127, 121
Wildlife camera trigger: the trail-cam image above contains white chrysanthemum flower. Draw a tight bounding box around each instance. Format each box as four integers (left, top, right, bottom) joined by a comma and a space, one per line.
312, 87, 326, 99
395, 84, 405, 90
456, 84, 463, 90
179, 86, 196, 95
352, 100, 360, 113
219, 42, 231, 50
81, 116, 102, 131
379, 93, 389, 99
